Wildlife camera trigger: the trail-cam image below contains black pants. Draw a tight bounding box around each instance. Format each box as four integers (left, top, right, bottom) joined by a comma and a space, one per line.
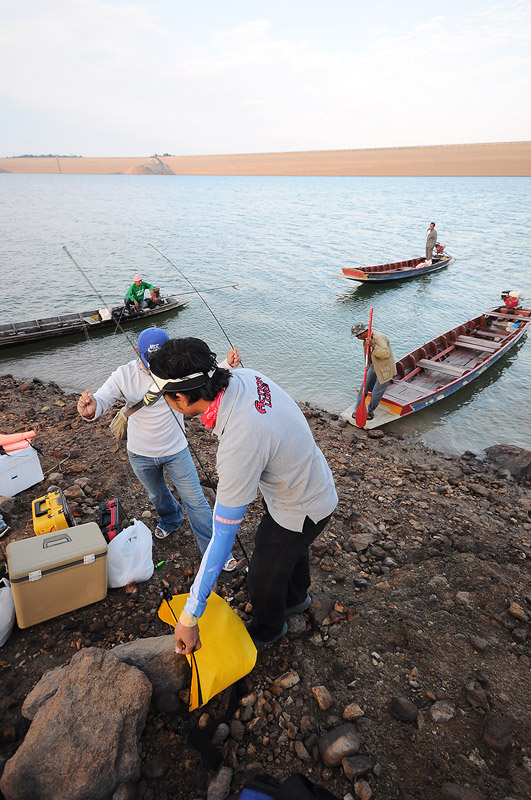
246, 510, 332, 641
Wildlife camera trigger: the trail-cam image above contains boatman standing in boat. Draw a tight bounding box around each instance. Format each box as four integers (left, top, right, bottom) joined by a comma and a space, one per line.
351, 323, 396, 422
124, 274, 157, 313
144, 337, 338, 654
426, 222, 437, 261
76, 327, 239, 572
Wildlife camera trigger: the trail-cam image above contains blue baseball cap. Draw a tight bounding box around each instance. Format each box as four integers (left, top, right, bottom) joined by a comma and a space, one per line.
137, 328, 170, 368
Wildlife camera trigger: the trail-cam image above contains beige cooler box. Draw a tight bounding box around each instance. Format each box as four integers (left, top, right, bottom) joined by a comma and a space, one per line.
7, 523, 107, 628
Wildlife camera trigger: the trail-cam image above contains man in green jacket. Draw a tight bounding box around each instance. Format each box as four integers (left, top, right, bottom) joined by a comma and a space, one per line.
124, 274, 156, 313
351, 323, 396, 422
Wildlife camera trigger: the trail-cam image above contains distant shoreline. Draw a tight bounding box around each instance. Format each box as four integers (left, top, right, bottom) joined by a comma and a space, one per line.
1, 141, 530, 176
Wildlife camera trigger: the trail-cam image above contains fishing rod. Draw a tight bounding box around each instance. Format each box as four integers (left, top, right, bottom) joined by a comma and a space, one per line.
62, 245, 248, 561
62, 246, 139, 349
148, 243, 243, 365
167, 283, 240, 298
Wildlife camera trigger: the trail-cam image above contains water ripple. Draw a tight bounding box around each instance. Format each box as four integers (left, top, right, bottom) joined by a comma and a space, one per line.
1, 174, 530, 454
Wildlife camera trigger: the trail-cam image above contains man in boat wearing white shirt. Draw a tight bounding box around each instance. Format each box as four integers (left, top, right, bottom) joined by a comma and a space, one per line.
76, 327, 238, 571
351, 323, 397, 421
426, 222, 437, 261
144, 337, 338, 653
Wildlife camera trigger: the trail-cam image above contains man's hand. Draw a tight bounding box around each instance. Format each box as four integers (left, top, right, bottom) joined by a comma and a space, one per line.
134, 300, 139, 308
226, 347, 241, 368
77, 390, 97, 419
174, 622, 202, 655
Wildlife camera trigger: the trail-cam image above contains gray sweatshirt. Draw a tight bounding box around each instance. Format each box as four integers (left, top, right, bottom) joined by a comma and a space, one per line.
213, 368, 338, 531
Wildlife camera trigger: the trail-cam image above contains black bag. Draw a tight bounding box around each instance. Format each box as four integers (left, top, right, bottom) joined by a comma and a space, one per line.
98, 498, 129, 542
239, 773, 341, 799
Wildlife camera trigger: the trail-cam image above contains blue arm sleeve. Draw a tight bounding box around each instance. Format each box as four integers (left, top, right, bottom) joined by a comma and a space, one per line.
183, 502, 247, 619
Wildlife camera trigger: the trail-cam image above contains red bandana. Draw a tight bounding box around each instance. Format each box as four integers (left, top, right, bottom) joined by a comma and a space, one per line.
201, 389, 226, 429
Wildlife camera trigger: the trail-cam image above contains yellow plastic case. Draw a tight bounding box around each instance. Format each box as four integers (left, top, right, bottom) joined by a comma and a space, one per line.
32, 489, 74, 535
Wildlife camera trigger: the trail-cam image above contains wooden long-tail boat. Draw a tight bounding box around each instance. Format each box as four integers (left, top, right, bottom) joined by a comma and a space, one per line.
341, 300, 530, 429
0, 295, 187, 350
338, 247, 453, 283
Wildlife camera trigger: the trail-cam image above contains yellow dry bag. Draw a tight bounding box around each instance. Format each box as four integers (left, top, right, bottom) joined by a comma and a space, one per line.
158, 591, 257, 711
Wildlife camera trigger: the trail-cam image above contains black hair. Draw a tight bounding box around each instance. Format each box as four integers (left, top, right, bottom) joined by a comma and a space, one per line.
149, 337, 231, 403
430, 221, 436, 226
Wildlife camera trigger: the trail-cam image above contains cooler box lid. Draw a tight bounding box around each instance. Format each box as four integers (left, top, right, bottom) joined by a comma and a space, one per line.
7, 523, 107, 582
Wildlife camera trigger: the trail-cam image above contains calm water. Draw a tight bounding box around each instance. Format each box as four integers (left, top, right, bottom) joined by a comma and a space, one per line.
1, 174, 530, 455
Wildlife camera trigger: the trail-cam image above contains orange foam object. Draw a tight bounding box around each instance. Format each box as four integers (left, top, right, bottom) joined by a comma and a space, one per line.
0, 431, 36, 453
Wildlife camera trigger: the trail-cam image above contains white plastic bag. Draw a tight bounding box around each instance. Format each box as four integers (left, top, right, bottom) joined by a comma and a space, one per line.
107, 519, 154, 588
0, 578, 16, 647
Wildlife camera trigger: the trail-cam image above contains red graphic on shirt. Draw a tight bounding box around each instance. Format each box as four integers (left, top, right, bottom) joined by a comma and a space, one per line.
255, 376, 272, 414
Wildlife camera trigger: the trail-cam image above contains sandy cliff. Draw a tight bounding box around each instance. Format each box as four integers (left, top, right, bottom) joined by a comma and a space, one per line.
0, 141, 529, 176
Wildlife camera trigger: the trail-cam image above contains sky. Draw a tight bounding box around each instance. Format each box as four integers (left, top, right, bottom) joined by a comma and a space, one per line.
0, 0, 530, 157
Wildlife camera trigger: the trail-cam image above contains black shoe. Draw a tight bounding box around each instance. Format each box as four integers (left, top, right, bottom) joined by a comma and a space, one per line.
286, 594, 312, 615
248, 621, 288, 653
366, 410, 374, 420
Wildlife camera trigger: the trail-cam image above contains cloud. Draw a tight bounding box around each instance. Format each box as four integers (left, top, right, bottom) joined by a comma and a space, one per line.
0, 1, 530, 155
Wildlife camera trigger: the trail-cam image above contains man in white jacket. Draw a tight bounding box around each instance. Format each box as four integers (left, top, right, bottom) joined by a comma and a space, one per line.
77, 328, 237, 570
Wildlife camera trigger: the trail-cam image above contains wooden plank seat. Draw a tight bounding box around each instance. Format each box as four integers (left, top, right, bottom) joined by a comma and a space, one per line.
486, 311, 528, 321
455, 338, 500, 353
476, 329, 510, 339
417, 358, 467, 377
457, 334, 501, 349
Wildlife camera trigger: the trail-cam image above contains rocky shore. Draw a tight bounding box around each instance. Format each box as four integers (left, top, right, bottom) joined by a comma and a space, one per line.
0, 375, 530, 800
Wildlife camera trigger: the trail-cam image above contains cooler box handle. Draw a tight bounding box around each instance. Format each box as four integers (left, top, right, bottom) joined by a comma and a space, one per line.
43, 533, 72, 548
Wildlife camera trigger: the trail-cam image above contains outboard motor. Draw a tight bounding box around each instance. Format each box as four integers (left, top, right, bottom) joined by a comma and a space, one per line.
146, 287, 162, 308
501, 290, 523, 309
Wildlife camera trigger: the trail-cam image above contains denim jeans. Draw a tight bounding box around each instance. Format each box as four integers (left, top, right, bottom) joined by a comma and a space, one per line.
128, 447, 214, 554
124, 297, 148, 312
355, 364, 390, 413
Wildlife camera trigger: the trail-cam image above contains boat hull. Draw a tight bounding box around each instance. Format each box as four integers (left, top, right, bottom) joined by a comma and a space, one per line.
341, 255, 452, 283
341, 305, 530, 429
0, 297, 187, 350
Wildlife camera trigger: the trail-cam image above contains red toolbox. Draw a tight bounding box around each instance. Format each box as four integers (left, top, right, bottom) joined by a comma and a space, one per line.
98, 498, 129, 542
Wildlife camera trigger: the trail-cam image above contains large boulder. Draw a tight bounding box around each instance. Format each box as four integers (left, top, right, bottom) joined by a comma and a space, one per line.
0, 648, 152, 800
484, 444, 531, 482
111, 634, 190, 694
